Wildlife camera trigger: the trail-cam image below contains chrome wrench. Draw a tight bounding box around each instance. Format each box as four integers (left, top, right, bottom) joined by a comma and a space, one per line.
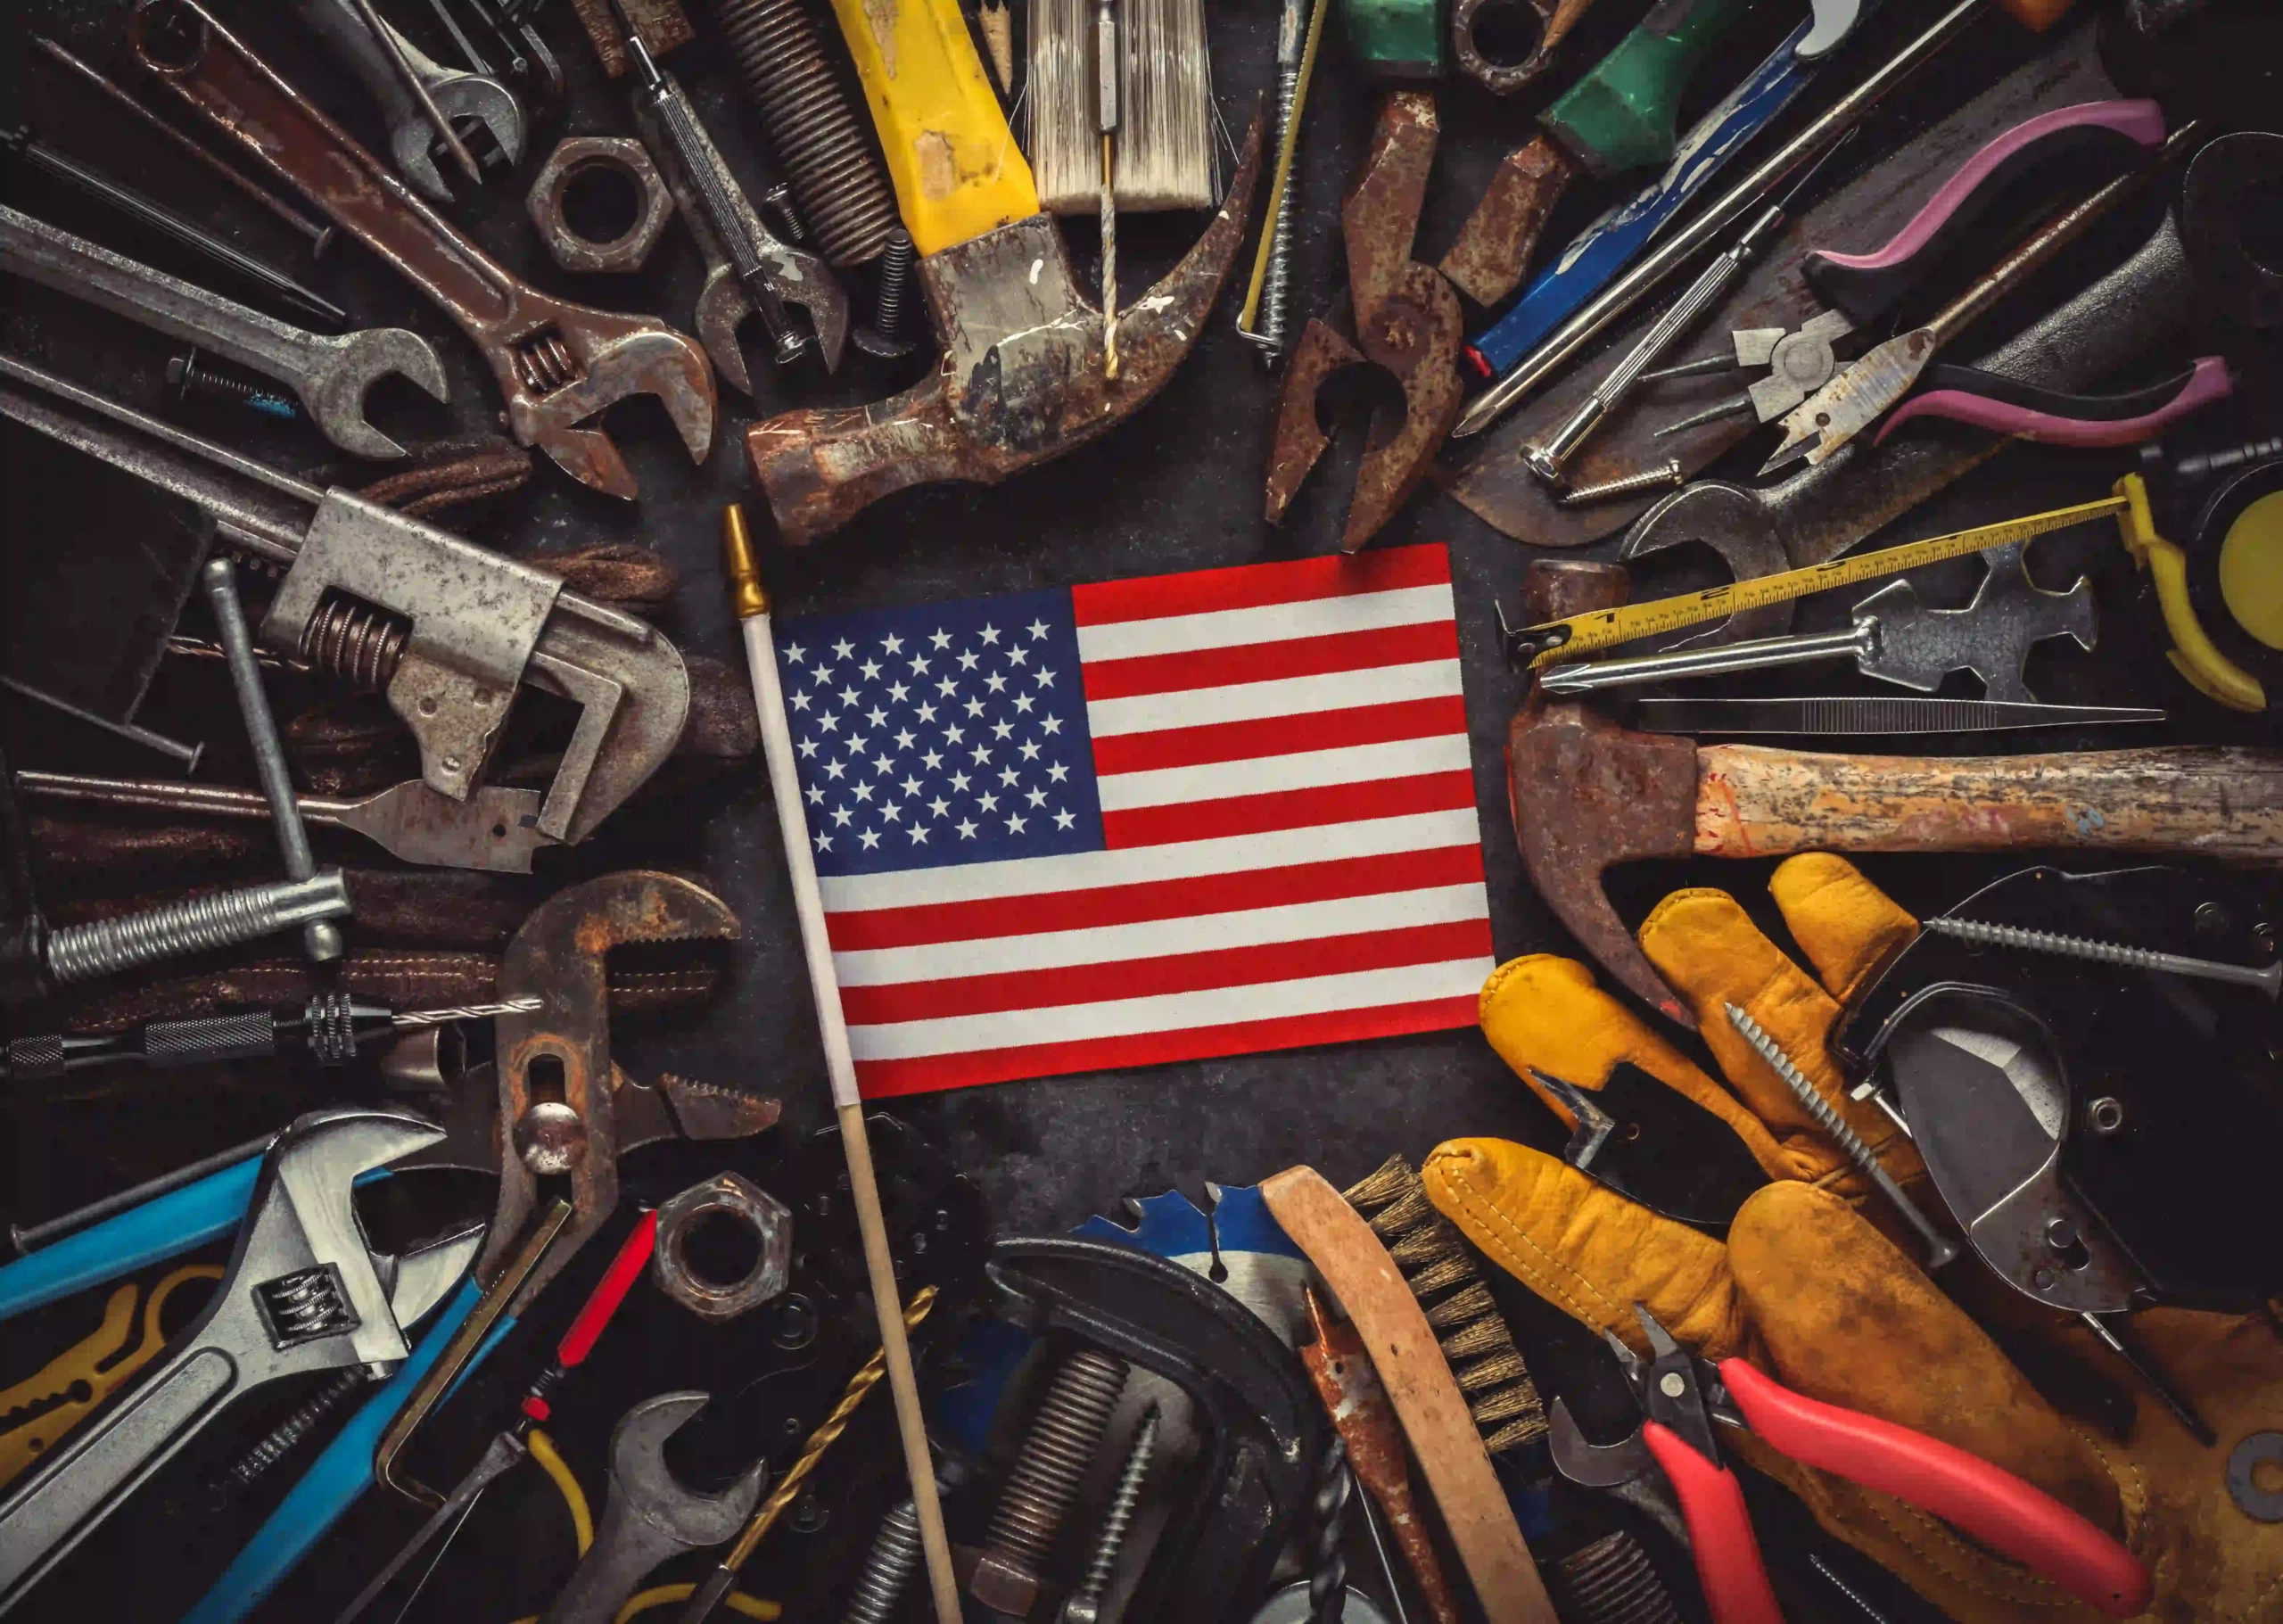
0, 204, 447, 460
294, 0, 527, 202
133, 0, 716, 500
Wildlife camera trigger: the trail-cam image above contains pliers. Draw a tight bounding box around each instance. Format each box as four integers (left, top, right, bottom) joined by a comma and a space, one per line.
1562, 1304, 2152, 1624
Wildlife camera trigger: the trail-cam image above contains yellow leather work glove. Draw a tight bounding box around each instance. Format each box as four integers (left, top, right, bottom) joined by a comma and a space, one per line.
1422, 853, 2283, 1624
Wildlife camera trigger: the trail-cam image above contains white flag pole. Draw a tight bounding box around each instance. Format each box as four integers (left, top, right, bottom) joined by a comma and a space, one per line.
722, 506, 963, 1624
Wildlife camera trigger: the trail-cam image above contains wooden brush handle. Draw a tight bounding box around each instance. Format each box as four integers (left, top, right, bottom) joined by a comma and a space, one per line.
1694, 746, 2283, 863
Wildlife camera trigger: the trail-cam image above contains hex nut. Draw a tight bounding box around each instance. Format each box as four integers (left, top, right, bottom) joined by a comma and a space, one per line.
968, 1550, 1042, 1618
653, 1172, 793, 1323
527, 136, 673, 274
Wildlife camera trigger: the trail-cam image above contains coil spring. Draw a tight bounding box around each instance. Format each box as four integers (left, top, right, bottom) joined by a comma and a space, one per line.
710, 0, 900, 268
1550, 1531, 1682, 1624
1308, 1436, 1350, 1624
257, 1266, 358, 1348
982, 1348, 1128, 1579
300, 593, 410, 691
215, 1369, 369, 1502
840, 1500, 922, 1624
511, 330, 581, 394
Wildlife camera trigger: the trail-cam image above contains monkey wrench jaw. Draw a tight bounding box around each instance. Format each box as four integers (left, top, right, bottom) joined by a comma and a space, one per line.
508, 318, 718, 501
746, 112, 1264, 545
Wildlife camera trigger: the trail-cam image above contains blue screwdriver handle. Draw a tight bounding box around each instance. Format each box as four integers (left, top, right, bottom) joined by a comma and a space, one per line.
181, 1280, 518, 1624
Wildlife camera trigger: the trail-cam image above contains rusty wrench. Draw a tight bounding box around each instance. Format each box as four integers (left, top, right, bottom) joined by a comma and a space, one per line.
293, 0, 526, 202
132, 0, 716, 500
0, 204, 446, 460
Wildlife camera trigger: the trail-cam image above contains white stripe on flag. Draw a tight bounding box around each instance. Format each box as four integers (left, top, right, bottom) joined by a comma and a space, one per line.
831, 883, 1491, 985
1093, 733, 1475, 811
1074, 584, 1456, 663
845, 957, 1497, 1060
1085, 660, 1464, 736
818, 808, 1483, 912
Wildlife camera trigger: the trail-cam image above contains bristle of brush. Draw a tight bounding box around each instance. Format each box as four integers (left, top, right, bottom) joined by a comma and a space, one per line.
1025, 0, 1213, 214
1340, 1157, 1549, 1452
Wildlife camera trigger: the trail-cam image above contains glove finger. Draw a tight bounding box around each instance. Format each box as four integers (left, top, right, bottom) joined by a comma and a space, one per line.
1768, 853, 1918, 1003
1423, 1138, 1757, 1364
1479, 954, 1791, 1183
1640, 888, 1924, 1196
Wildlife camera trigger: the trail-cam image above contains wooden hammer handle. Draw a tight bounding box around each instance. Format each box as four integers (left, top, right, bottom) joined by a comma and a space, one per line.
1694, 746, 2283, 864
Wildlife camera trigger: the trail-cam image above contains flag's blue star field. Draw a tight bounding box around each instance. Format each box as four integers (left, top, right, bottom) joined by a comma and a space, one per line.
775, 589, 1107, 877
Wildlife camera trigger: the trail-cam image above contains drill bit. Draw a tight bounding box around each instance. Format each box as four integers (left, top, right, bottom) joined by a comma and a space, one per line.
1097, 0, 1120, 379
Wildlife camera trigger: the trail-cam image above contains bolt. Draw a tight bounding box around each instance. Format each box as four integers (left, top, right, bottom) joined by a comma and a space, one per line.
788, 1489, 827, 1533
2045, 1217, 2081, 1251
1555, 459, 1686, 507
514, 1101, 589, 1175
2087, 1097, 2127, 1136
1658, 1372, 1686, 1399
1059, 1405, 1160, 1624
211, 1368, 370, 1504
166, 350, 301, 425
43, 870, 352, 985
841, 1500, 923, 1624
762, 182, 807, 243
1921, 915, 2282, 1000
2195, 900, 2232, 942
1725, 1004, 1958, 1271
2032, 1266, 2057, 1290
851, 228, 918, 360
970, 1348, 1128, 1617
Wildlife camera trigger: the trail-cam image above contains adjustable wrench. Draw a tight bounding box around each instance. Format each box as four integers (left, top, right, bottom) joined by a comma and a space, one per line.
0, 1109, 481, 1613
134, 0, 716, 500
540, 1393, 764, 1624
294, 0, 527, 202
0, 205, 447, 461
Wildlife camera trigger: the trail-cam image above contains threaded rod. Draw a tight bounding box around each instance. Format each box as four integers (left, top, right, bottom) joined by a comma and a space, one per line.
1922, 915, 2282, 999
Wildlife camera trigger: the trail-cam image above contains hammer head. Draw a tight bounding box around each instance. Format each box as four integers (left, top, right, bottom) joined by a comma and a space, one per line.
1505, 703, 1699, 1027
746, 112, 1265, 544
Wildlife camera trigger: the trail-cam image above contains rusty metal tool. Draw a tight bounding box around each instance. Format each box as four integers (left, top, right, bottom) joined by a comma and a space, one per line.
291, 0, 512, 199
180, 872, 778, 1624
0, 356, 689, 845
1263, 91, 1460, 554
0, 205, 446, 461
1450, 0, 1603, 95
746, 0, 1260, 544
14, 771, 548, 874
131, 0, 717, 500
1298, 1287, 1460, 1624
1505, 701, 2283, 1026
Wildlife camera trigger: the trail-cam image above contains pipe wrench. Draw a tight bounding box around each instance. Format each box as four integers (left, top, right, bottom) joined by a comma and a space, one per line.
0, 1109, 482, 1613
132, 0, 714, 499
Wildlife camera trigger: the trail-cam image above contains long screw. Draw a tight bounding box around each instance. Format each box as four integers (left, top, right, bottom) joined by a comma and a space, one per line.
169, 350, 303, 425
1555, 459, 1685, 507
1240, 0, 1314, 366
1059, 1404, 1160, 1624
42, 870, 351, 985
1921, 915, 2283, 1000
213, 1369, 372, 1503
840, 1501, 923, 1624
851, 229, 917, 360
971, 1348, 1130, 1614
205, 558, 340, 962
676, 1287, 938, 1624
1724, 1004, 1959, 1270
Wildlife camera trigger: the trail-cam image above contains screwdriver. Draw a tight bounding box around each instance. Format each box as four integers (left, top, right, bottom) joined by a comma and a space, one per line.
0, 993, 540, 1082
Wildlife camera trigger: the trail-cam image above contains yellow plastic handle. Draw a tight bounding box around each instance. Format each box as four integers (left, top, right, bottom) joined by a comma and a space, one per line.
2114, 474, 2267, 713
824, 0, 1040, 254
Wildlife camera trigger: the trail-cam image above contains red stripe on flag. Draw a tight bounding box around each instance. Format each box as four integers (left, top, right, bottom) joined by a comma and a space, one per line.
854, 994, 1482, 1096
1071, 544, 1450, 625
1081, 622, 1458, 701
1091, 696, 1468, 776
824, 845, 1486, 951
838, 919, 1493, 1025
1102, 771, 1475, 848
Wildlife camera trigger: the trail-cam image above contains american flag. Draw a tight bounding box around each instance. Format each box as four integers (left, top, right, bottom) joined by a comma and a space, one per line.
775, 544, 1496, 1097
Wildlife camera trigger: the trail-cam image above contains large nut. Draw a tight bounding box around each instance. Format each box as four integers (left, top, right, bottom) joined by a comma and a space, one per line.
653, 1172, 793, 1323
526, 136, 672, 274
967, 1550, 1043, 1618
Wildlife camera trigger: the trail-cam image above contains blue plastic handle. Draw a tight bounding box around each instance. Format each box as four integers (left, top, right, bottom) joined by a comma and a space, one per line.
0, 1160, 400, 1329
181, 1280, 518, 1624
1470, 21, 1815, 377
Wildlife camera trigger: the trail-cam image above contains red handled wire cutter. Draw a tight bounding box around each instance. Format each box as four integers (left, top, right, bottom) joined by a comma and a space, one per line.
1559, 1303, 2151, 1624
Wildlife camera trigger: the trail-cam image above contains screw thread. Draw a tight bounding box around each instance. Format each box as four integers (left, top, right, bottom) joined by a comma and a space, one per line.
1922, 915, 2280, 995
168, 350, 301, 422
840, 1500, 923, 1624
45, 871, 352, 984
871, 229, 915, 338
1557, 460, 1685, 506
1249, 63, 1302, 364
215, 1369, 370, 1501
1061, 1405, 1160, 1622
982, 1348, 1127, 1579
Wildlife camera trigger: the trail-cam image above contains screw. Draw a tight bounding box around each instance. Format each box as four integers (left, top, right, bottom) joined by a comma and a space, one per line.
1059, 1404, 1160, 1624
167, 350, 303, 425
43, 870, 351, 985
1658, 1372, 1686, 1399
211, 1369, 371, 1504
1240, 0, 1306, 368
203, 559, 341, 963
1725, 1004, 1958, 1271
1555, 459, 1685, 507
762, 182, 807, 243
851, 228, 918, 360
969, 1348, 1128, 1617
841, 1500, 923, 1624
1921, 915, 2282, 1000
788, 1489, 827, 1533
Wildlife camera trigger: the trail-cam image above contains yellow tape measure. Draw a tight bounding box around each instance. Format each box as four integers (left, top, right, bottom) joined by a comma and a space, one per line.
1515, 490, 2133, 669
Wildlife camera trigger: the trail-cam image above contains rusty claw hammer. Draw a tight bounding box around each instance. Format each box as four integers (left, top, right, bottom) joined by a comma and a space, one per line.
743, 0, 1263, 543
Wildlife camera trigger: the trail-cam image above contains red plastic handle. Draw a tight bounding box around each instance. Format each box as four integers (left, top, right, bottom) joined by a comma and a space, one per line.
1718, 1359, 2152, 1617
1641, 1421, 1785, 1624
556, 1208, 658, 1368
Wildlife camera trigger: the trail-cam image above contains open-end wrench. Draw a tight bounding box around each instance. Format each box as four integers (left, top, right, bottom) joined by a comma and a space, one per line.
133, 0, 716, 500
0, 1109, 482, 1614
294, 0, 527, 202
540, 1393, 764, 1624
0, 205, 447, 460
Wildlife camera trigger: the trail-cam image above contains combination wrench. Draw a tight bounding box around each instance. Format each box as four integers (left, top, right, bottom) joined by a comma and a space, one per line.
539, 1393, 765, 1624
293, 0, 527, 202
0, 205, 447, 460
132, 0, 716, 500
